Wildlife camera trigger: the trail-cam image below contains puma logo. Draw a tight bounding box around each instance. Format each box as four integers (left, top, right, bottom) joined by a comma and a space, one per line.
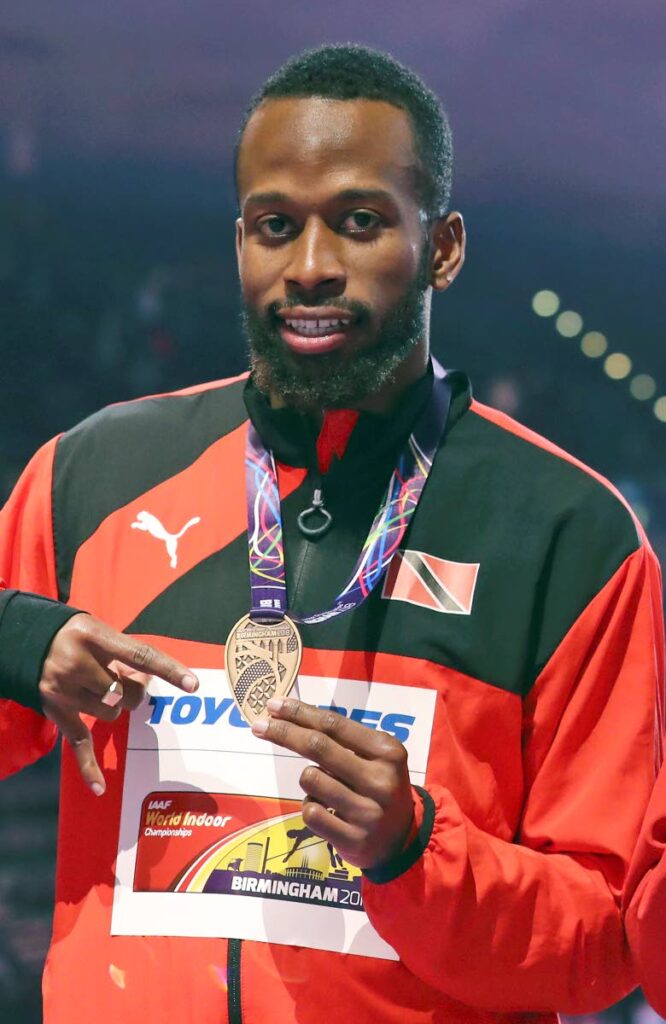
131, 510, 201, 568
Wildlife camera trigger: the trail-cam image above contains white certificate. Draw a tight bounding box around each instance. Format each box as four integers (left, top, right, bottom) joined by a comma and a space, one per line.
112, 671, 436, 960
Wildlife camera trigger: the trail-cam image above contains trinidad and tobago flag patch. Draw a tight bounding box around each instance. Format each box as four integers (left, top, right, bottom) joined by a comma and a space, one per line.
382, 550, 480, 615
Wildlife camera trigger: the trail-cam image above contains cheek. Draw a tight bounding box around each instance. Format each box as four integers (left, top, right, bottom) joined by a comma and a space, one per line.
238, 246, 283, 303
349, 237, 422, 305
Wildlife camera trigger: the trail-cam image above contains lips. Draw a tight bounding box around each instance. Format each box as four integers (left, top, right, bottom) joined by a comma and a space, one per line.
277, 310, 356, 355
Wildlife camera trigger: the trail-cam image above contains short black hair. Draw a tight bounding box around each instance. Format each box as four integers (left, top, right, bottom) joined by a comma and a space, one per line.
236, 44, 452, 218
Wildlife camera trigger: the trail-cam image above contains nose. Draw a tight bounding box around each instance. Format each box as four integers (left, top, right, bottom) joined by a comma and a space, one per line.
284, 218, 346, 300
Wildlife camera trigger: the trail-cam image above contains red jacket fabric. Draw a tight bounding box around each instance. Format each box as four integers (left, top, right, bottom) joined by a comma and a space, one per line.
624, 759, 666, 1018
0, 371, 663, 1023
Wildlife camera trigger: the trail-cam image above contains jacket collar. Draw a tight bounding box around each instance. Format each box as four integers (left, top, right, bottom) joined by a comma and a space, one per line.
243, 366, 435, 473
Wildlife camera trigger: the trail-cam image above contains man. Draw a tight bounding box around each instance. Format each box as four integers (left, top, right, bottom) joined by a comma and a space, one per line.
0, 44, 662, 1024
624, 759, 666, 1018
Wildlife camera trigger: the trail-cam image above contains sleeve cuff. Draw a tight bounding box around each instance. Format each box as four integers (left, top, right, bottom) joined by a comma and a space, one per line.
362, 785, 436, 885
0, 591, 83, 713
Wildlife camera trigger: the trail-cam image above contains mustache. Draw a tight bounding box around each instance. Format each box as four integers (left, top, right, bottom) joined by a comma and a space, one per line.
266, 297, 371, 324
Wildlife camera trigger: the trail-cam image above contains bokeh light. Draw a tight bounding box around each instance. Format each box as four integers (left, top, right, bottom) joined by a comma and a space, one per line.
629, 374, 657, 401
580, 331, 608, 358
532, 290, 560, 317
654, 396, 666, 422
555, 311, 583, 337
604, 353, 632, 380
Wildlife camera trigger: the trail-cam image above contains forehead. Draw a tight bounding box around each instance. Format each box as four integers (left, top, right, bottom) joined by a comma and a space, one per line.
237, 97, 420, 204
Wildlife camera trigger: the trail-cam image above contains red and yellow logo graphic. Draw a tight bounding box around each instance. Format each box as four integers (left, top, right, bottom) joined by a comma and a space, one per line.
134, 791, 364, 910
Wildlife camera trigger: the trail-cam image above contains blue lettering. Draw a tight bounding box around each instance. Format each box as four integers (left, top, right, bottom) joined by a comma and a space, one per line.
318, 705, 414, 741
229, 704, 250, 728
148, 695, 174, 724
146, 694, 414, 738
171, 696, 201, 724
349, 708, 381, 730
380, 713, 415, 743
203, 697, 234, 725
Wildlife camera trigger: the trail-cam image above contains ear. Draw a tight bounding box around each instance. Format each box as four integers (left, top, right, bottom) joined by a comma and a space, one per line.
235, 217, 244, 270
429, 211, 466, 292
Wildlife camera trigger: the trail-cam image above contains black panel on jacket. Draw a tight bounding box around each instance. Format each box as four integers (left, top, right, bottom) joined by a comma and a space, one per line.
52, 378, 249, 602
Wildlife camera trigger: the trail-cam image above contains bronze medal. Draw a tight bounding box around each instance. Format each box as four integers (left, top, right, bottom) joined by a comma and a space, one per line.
225, 613, 302, 725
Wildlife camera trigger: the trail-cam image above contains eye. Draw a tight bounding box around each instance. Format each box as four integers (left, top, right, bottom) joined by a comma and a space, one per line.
256, 215, 294, 239
340, 210, 382, 234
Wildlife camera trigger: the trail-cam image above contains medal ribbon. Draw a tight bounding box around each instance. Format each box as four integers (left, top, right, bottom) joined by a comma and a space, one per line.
245, 358, 452, 625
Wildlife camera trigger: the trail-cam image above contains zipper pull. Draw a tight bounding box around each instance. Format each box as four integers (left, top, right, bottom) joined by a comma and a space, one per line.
297, 485, 333, 538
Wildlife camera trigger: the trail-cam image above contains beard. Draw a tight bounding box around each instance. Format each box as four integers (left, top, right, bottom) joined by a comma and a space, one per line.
241, 255, 430, 412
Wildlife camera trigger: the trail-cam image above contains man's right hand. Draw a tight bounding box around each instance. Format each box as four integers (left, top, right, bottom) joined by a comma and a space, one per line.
39, 612, 198, 796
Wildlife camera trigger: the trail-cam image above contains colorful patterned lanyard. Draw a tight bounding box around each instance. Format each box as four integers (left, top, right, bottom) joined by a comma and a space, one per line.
246, 357, 451, 624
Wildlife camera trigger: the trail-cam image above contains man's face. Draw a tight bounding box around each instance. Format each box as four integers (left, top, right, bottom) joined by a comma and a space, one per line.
235, 97, 432, 410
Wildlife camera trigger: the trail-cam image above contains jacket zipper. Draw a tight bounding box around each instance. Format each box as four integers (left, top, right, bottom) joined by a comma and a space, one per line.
227, 938, 242, 1023
225, 469, 326, 1024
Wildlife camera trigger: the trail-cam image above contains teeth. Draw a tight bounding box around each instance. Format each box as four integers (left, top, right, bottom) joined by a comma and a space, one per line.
284, 317, 351, 336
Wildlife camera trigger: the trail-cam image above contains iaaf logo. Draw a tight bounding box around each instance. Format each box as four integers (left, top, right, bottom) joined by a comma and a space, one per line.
148, 695, 415, 742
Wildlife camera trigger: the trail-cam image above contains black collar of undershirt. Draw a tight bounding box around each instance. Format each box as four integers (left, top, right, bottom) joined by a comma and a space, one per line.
242, 366, 435, 474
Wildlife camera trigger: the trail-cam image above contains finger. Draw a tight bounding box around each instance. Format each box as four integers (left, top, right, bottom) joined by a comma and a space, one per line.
106, 661, 149, 709
265, 698, 401, 761
40, 676, 122, 722
75, 687, 124, 723
100, 678, 124, 709
117, 676, 148, 711
47, 705, 106, 796
252, 712, 361, 789
44, 645, 121, 700
299, 765, 378, 824
83, 623, 199, 693
109, 659, 152, 687
301, 797, 365, 857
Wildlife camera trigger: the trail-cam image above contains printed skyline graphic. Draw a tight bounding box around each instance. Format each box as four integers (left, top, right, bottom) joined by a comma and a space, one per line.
196, 812, 364, 909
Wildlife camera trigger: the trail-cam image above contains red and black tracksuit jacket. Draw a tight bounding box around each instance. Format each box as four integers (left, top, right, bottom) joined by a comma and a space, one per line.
0, 368, 663, 1023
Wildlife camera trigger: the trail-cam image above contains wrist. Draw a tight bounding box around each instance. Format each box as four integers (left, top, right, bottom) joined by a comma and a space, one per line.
362, 786, 435, 885
0, 593, 83, 713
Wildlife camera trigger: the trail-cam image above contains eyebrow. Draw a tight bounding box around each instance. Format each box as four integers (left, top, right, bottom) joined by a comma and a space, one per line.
243, 191, 289, 209
242, 187, 397, 211
335, 188, 396, 204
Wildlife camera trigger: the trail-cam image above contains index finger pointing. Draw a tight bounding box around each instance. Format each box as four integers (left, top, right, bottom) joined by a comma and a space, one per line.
83, 620, 198, 693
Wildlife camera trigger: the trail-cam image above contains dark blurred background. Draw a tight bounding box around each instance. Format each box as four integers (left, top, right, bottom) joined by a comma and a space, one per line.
1, 2, 664, 1021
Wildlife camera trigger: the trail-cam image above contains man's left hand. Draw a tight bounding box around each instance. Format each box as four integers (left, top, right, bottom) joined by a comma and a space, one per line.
251, 697, 414, 870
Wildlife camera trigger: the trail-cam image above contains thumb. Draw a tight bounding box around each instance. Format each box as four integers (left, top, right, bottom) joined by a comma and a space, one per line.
49, 705, 106, 796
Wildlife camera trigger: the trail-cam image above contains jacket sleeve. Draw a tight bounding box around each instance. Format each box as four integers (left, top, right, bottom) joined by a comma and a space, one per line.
362, 539, 664, 1014
0, 437, 63, 777
623, 758, 666, 1018
0, 589, 82, 710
